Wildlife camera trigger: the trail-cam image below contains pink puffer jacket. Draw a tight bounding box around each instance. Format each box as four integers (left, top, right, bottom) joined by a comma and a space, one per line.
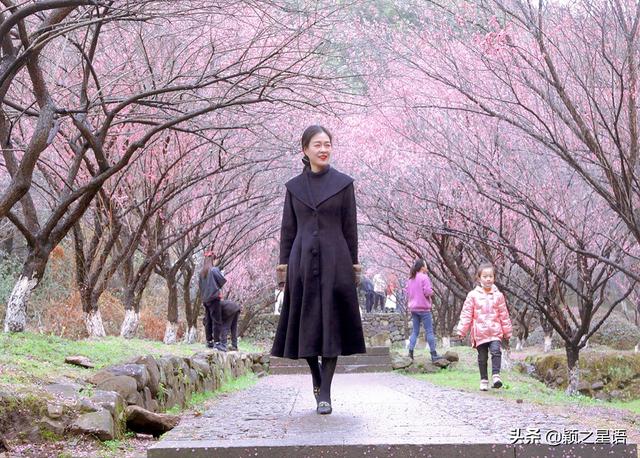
456, 285, 512, 347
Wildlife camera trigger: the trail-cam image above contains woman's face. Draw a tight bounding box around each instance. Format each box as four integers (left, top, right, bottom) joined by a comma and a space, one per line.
303, 132, 332, 171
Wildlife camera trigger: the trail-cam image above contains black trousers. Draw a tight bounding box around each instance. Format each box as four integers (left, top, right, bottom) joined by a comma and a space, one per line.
373, 292, 385, 311
477, 340, 502, 379
220, 311, 239, 347
364, 291, 374, 312
203, 298, 222, 343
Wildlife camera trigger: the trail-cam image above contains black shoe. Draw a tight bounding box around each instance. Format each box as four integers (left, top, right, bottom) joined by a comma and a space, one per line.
408, 349, 414, 360
206, 341, 214, 349
431, 351, 445, 362
214, 342, 227, 352
316, 401, 332, 415
228, 345, 238, 351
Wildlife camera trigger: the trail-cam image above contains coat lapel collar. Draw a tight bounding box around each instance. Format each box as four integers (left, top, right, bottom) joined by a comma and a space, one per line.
285, 168, 354, 210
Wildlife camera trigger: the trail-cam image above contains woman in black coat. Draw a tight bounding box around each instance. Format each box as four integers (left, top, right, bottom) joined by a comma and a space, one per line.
271, 125, 366, 415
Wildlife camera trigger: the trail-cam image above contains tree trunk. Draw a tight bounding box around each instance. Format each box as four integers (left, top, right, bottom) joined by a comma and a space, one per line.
184, 326, 197, 344
3, 253, 47, 332
543, 334, 553, 353
120, 309, 140, 339
501, 345, 513, 371
163, 321, 178, 344
516, 337, 524, 351
565, 345, 581, 395
182, 265, 199, 343
1, 230, 13, 256
634, 343, 639, 353
119, 259, 140, 338
80, 286, 105, 338
163, 274, 179, 344
3, 275, 38, 332
84, 309, 106, 338
441, 336, 451, 350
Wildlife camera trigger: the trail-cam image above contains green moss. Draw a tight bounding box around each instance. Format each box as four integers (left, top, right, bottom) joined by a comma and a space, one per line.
165, 373, 257, 415
0, 392, 46, 423
40, 428, 62, 442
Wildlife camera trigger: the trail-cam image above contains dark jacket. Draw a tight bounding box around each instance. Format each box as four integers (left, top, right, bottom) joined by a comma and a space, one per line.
220, 299, 241, 321
199, 267, 226, 303
359, 277, 374, 293
271, 166, 366, 359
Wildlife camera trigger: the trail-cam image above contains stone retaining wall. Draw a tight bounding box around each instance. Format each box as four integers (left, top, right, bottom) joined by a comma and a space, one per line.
243, 313, 410, 347
1, 351, 268, 443
362, 313, 410, 346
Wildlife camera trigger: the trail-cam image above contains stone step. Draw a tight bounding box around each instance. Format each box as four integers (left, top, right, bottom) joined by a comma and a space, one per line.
149, 441, 637, 457
269, 364, 392, 375
269, 355, 391, 367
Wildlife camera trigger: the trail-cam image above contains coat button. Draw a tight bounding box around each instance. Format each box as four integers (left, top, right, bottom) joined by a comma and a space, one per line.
313, 269, 319, 276
312, 249, 318, 255
312, 230, 318, 236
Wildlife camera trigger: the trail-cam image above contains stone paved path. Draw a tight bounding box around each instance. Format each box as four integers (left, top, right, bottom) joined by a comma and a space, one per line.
150, 373, 637, 457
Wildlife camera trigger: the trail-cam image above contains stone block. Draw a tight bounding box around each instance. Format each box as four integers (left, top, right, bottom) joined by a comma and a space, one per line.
46, 403, 64, 419
69, 409, 115, 441
90, 390, 125, 418
95, 375, 139, 404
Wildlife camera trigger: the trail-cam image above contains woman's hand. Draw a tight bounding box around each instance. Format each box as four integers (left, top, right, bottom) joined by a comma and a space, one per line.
276, 264, 287, 285
353, 264, 362, 286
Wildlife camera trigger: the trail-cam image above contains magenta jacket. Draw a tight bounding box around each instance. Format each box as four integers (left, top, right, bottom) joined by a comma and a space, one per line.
405, 272, 434, 312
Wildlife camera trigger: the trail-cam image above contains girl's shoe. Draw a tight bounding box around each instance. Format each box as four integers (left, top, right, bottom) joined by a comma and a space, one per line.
430, 351, 446, 362
408, 349, 414, 360
479, 379, 489, 391
492, 374, 503, 388
317, 401, 332, 415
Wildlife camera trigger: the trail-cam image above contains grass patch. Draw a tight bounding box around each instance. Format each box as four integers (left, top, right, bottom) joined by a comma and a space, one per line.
403, 346, 640, 415
237, 340, 266, 354
0, 332, 265, 389
165, 373, 258, 415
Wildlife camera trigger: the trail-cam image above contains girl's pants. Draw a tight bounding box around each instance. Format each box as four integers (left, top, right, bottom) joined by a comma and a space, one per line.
477, 340, 502, 379
203, 298, 222, 343
408, 311, 436, 353
220, 311, 239, 348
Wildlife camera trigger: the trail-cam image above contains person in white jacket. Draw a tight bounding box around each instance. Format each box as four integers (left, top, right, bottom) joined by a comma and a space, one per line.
372, 272, 386, 312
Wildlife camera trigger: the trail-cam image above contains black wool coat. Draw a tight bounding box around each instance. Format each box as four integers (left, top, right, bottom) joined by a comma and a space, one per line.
271, 167, 366, 359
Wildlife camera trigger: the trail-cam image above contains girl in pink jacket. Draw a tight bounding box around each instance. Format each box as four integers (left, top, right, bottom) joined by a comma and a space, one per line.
456, 262, 512, 391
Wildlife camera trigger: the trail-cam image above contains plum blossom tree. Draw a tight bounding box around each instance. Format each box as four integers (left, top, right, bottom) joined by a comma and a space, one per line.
2, 0, 353, 332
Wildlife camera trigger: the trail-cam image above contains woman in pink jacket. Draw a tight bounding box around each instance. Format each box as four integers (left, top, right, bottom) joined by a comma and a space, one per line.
405, 259, 443, 361
456, 262, 513, 391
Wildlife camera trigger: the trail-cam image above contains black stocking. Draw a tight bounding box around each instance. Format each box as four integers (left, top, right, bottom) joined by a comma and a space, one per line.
305, 356, 322, 389
319, 356, 338, 403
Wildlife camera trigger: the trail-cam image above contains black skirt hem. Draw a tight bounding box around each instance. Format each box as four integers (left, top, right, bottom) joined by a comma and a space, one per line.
270, 348, 367, 360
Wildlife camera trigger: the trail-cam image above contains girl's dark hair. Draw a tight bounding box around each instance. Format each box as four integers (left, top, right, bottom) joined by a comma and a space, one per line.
475, 262, 495, 278
410, 258, 426, 279
200, 254, 213, 279
301, 125, 332, 169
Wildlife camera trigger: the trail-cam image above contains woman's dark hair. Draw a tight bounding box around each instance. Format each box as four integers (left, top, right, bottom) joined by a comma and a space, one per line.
409, 258, 426, 279
200, 254, 214, 279
301, 125, 332, 169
